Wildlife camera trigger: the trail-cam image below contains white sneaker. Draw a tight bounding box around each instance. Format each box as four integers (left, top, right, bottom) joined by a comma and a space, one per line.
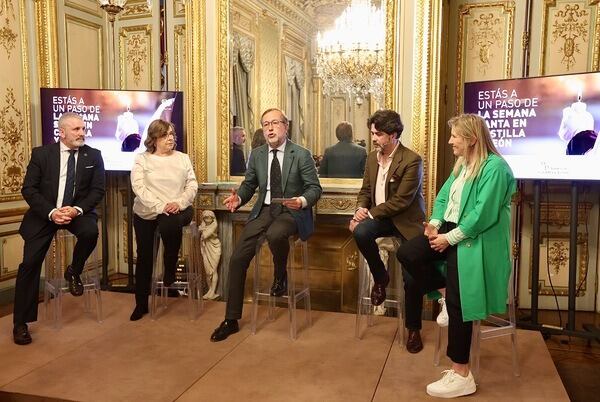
426, 369, 476, 398
436, 297, 448, 327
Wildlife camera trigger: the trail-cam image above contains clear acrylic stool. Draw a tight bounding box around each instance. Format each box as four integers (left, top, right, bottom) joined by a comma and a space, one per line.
433, 268, 520, 380
150, 222, 203, 320
250, 235, 311, 340
355, 237, 405, 345
43, 229, 102, 329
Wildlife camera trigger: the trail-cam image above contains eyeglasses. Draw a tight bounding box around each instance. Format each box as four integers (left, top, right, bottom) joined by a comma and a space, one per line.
261, 120, 284, 128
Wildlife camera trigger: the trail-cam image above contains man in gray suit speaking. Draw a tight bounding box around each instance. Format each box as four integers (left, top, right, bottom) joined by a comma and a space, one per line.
211, 108, 322, 342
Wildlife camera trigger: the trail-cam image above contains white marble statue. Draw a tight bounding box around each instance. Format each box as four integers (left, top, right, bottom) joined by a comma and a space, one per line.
198, 210, 221, 299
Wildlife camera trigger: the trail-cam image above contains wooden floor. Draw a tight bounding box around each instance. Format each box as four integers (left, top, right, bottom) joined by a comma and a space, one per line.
0, 292, 569, 401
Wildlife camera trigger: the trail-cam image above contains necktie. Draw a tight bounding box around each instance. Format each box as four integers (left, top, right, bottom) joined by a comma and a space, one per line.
62, 150, 76, 207
270, 149, 283, 216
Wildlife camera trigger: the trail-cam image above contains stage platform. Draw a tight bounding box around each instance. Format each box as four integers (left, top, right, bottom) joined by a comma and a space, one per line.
0, 292, 568, 401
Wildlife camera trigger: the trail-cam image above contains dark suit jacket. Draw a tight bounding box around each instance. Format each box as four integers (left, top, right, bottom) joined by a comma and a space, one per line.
230, 144, 246, 176
319, 140, 367, 178
20, 142, 105, 240
237, 140, 322, 240
357, 143, 425, 240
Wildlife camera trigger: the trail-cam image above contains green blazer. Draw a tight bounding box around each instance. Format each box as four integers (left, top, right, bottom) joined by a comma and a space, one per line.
237, 140, 322, 240
431, 154, 516, 321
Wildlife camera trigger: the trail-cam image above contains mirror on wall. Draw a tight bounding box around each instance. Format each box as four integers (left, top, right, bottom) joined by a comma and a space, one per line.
227, 0, 389, 179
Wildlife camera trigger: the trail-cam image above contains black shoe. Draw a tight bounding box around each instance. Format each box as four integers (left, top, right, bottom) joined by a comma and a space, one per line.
370, 273, 390, 306
64, 266, 84, 296
210, 320, 239, 342
13, 324, 32, 345
406, 330, 423, 354
130, 305, 149, 321
270, 276, 288, 297
163, 269, 176, 287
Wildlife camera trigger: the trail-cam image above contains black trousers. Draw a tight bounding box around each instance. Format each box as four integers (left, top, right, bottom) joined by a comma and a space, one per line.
13, 214, 99, 325
396, 222, 473, 364
352, 217, 402, 284
133, 207, 194, 307
225, 206, 297, 320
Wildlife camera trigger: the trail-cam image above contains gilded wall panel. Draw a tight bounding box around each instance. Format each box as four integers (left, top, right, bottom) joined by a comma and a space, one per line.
64, 15, 103, 88
456, 2, 514, 114
258, 15, 280, 115
64, 0, 102, 18
0, 0, 31, 201
540, 0, 600, 75
530, 232, 588, 296
119, 25, 153, 90
0, 231, 24, 280
173, 24, 185, 91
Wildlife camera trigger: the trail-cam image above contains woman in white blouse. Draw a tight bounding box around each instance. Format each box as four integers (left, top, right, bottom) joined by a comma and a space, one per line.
396, 114, 515, 398
130, 119, 198, 321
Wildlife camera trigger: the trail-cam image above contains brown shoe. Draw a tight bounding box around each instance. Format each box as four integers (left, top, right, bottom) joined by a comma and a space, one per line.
406, 330, 423, 353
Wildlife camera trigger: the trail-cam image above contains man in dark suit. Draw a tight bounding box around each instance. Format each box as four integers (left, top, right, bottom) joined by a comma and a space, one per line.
349, 110, 425, 350
13, 112, 105, 345
319, 121, 367, 178
211, 108, 322, 342
230, 126, 247, 176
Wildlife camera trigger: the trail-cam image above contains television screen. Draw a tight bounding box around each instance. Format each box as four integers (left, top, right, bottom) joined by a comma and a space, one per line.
40, 88, 184, 171
463, 71, 600, 180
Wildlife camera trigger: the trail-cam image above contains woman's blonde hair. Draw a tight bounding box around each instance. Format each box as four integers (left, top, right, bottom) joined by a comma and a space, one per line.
144, 119, 175, 153
449, 113, 500, 180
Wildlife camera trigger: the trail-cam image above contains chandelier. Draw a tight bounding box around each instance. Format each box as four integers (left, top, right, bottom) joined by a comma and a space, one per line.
98, 0, 152, 21
315, 0, 385, 105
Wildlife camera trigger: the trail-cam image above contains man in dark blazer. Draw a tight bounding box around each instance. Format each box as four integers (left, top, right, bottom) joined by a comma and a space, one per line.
13, 112, 105, 345
350, 110, 425, 351
230, 126, 247, 176
211, 108, 322, 342
319, 121, 367, 178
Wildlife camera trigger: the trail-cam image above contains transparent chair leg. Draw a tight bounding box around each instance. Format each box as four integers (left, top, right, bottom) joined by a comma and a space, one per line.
434, 326, 443, 366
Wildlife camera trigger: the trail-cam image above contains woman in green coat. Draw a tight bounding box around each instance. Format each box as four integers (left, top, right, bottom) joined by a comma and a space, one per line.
396, 114, 515, 398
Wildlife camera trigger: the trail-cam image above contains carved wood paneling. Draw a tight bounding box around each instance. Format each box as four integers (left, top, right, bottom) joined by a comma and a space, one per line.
121, 0, 152, 20
540, 0, 600, 75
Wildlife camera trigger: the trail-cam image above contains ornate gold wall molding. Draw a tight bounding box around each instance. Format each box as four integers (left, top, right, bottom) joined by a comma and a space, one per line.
529, 201, 592, 227
185, 0, 207, 182
217, 0, 229, 181
264, 0, 316, 32
411, 0, 443, 214
119, 25, 153, 89
35, 0, 60, 87
540, 0, 600, 74
173, 24, 185, 91
121, 0, 152, 20
173, 0, 185, 18
383, 0, 396, 109
0, 0, 31, 202
455, 2, 514, 115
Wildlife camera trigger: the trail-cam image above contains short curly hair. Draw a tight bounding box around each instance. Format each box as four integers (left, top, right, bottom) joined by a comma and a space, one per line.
366, 110, 403, 139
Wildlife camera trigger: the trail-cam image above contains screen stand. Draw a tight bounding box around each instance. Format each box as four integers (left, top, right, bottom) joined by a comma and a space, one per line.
101, 172, 135, 292
519, 181, 598, 342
